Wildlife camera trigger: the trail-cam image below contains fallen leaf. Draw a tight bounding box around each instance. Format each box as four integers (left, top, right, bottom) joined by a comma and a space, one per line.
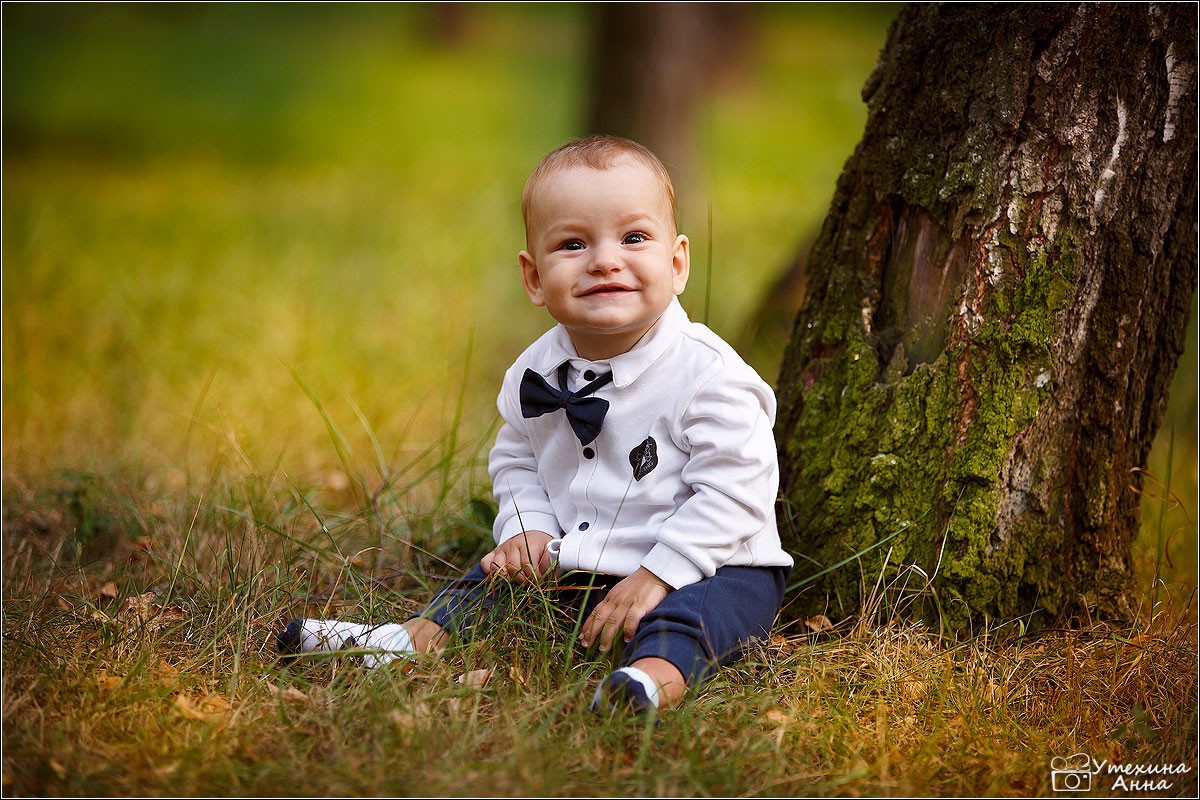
156, 661, 180, 687
97, 670, 123, 691
267, 683, 309, 704
765, 707, 789, 724
120, 592, 159, 620
118, 593, 187, 631
390, 702, 433, 729
805, 614, 835, 633
457, 668, 492, 689
174, 692, 231, 724
383, 659, 419, 677
280, 686, 309, 704
900, 679, 928, 703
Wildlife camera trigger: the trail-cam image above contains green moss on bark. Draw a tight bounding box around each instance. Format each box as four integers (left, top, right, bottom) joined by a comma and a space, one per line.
780, 222, 1081, 631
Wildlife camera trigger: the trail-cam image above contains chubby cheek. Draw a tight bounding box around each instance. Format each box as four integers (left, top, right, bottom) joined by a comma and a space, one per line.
543, 270, 579, 300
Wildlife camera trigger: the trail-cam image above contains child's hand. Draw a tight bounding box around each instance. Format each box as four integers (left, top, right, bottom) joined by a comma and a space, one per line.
580, 567, 672, 652
481, 530, 555, 584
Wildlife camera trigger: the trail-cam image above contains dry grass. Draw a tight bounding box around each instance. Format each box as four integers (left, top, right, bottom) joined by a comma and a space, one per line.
2, 471, 1196, 797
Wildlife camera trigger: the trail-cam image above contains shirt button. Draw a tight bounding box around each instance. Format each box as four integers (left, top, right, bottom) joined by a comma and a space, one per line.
583, 447, 595, 459
578, 522, 590, 531
583, 369, 597, 381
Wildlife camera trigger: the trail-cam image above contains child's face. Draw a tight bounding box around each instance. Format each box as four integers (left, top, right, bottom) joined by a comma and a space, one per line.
518, 159, 689, 360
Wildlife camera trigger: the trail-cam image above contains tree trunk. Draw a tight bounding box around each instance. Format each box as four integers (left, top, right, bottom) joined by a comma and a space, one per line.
775, 3, 1197, 631
585, 2, 749, 186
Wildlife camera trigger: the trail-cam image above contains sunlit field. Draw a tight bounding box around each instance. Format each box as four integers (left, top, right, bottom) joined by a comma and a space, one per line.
3, 4, 1196, 796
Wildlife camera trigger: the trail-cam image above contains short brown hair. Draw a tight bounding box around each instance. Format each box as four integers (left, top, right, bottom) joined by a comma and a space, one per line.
521, 134, 677, 236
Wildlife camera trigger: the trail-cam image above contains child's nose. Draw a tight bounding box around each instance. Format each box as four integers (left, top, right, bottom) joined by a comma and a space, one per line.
589, 242, 622, 272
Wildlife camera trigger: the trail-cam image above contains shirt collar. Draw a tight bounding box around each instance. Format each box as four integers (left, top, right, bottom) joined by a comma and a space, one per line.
538, 298, 690, 389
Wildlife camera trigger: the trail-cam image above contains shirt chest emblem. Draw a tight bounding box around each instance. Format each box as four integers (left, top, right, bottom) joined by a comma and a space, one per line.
628, 436, 659, 481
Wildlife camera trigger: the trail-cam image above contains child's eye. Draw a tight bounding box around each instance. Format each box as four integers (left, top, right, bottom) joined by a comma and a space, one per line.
623, 232, 648, 245
560, 240, 585, 251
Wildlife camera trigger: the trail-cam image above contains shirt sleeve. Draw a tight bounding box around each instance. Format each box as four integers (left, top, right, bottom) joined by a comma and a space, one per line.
488, 365, 563, 545
639, 366, 779, 589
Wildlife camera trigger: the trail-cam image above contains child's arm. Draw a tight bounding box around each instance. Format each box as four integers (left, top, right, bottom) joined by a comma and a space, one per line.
488, 364, 564, 553
638, 368, 780, 589
578, 567, 672, 651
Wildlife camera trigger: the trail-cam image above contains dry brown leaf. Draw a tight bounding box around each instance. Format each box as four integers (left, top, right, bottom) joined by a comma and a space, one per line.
97, 670, 123, 691
120, 592, 159, 621
156, 661, 180, 687
900, 679, 928, 703
765, 707, 789, 724
280, 686, 309, 704
267, 683, 309, 704
390, 702, 433, 730
118, 592, 187, 631
386, 660, 420, 677
805, 614, 835, 632
174, 692, 231, 724
456, 668, 492, 689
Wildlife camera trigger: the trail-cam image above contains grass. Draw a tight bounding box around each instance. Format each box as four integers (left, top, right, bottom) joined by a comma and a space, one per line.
3, 3, 1197, 796
3, 463, 1196, 795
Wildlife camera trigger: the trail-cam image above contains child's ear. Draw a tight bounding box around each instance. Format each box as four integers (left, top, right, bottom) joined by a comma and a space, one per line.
519, 250, 546, 306
671, 234, 690, 296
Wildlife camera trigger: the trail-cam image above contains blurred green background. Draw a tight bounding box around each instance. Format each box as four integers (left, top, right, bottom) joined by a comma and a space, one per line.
3, 3, 1195, 592
3, 3, 895, 478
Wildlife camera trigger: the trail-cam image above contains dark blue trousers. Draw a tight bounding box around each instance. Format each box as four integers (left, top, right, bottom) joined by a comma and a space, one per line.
411, 563, 790, 686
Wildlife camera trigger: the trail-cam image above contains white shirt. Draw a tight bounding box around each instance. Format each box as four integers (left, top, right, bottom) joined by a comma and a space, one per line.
488, 298, 795, 589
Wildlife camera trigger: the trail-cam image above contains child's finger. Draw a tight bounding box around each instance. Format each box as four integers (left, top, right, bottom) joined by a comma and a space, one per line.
596, 607, 624, 651
580, 607, 605, 648
517, 559, 539, 583
622, 612, 642, 643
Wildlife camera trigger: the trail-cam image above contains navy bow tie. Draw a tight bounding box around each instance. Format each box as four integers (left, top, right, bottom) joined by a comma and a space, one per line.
520, 363, 614, 446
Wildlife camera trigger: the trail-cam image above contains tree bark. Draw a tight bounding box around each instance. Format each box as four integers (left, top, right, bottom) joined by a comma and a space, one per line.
775, 3, 1197, 631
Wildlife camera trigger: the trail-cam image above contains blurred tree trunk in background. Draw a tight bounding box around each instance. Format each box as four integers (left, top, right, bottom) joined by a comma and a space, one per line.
775, 3, 1196, 631
585, 2, 749, 186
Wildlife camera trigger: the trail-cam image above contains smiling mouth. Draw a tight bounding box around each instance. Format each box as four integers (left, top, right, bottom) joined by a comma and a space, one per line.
581, 284, 634, 296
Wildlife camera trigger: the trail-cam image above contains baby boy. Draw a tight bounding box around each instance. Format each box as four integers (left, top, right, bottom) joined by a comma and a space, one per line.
278, 135, 794, 715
